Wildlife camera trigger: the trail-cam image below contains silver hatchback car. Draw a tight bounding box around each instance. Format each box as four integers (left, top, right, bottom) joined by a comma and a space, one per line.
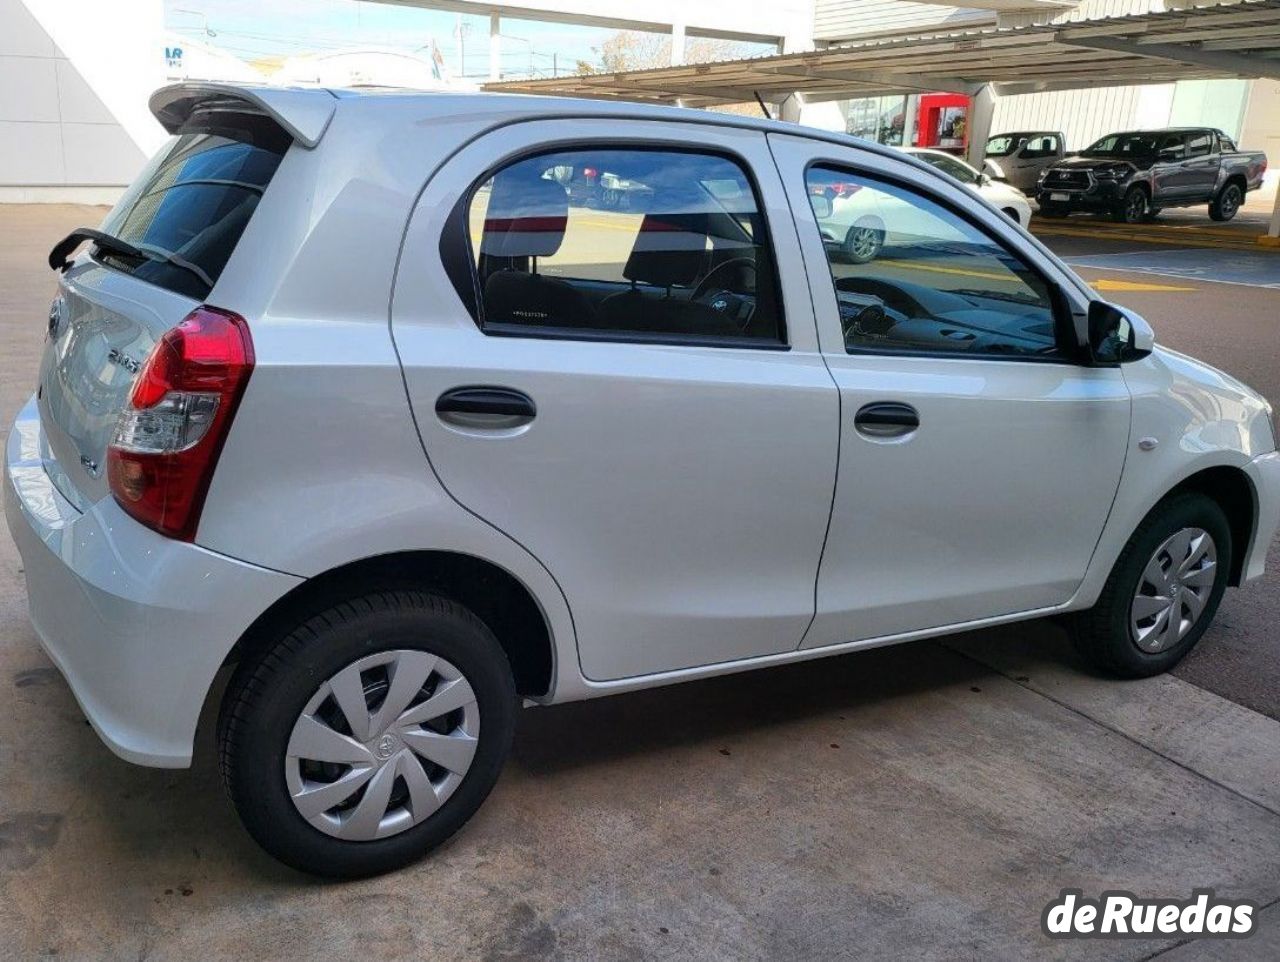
7, 83, 1279, 876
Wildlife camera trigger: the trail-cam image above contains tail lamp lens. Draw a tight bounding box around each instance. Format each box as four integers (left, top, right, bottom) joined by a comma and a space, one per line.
107, 305, 254, 541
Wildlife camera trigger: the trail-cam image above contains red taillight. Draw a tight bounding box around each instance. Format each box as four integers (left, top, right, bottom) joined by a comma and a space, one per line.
106, 305, 254, 541
582, 166, 598, 180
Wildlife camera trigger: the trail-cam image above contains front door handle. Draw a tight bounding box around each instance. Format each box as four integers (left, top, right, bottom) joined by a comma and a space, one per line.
436, 386, 536, 428
854, 401, 919, 439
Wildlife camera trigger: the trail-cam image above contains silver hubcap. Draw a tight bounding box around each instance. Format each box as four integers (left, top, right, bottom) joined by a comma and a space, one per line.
285, 650, 480, 841
849, 227, 880, 259
1130, 527, 1217, 653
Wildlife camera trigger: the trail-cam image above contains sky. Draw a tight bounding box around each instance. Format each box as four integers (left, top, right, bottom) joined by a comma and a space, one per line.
163, 0, 670, 78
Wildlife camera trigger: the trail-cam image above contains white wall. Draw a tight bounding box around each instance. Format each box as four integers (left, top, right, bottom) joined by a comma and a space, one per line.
814, 0, 994, 41
0, 0, 165, 202
990, 84, 1174, 150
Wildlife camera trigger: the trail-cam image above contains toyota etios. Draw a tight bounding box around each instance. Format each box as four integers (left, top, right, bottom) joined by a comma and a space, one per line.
7, 84, 1279, 877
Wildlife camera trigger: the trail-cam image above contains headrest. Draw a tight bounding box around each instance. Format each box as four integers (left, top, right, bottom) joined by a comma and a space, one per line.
623, 213, 709, 288
480, 169, 568, 258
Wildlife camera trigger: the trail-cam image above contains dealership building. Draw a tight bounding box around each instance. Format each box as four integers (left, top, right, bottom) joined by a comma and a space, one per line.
1, 0, 1277, 204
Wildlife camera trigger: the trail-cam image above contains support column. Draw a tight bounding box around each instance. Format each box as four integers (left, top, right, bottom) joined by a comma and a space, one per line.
489, 12, 500, 83
779, 93, 802, 124
1269, 180, 1280, 239
671, 22, 686, 66
966, 83, 996, 169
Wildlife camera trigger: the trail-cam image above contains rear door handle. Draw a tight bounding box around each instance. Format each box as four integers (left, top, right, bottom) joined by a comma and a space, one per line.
854, 401, 919, 439
436, 386, 536, 428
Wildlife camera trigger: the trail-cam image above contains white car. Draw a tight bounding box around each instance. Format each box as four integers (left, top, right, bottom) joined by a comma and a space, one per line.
815, 147, 1033, 263
6, 84, 1279, 877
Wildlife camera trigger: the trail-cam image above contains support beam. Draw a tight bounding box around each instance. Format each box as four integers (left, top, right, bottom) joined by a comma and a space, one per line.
754, 62, 979, 95
1057, 33, 1280, 80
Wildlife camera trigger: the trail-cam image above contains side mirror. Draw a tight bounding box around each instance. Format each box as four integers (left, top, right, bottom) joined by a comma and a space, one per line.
809, 193, 833, 219
1088, 300, 1154, 364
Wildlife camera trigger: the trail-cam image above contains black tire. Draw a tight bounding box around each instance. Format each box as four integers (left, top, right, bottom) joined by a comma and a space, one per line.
843, 223, 884, 264
1038, 206, 1068, 219
1114, 185, 1148, 224
1141, 207, 1163, 222
1069, 493, 1231, 678
1209, 182, 1243, 222
218, 591, 516, 878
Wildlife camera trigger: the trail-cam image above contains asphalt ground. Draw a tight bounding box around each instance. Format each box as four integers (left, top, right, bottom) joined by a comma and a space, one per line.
2, 203, 1279, 960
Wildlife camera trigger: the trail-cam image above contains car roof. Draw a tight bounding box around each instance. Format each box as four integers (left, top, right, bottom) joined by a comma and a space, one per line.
150, 81, 925, 166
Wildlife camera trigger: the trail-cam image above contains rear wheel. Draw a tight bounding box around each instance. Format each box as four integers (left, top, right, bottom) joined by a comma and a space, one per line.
1114, 186, 1148, 224
1209, 182, 1243, 222
1070, 493, 1230, 678
1141, 207, 1163, 222
218, 591, 516, 877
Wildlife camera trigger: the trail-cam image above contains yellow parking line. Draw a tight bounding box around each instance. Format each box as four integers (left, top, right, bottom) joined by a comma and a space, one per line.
1031, 224, 1267, 252
877, 258, 1013, 283
1091, 278, 1196, 293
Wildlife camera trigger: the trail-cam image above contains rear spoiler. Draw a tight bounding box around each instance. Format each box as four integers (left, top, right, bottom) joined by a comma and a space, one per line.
149, 83, 337, 149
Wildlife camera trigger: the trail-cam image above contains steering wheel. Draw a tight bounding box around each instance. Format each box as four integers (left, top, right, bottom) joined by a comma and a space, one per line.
690, 258, 759, 333
690, 257, 756, 302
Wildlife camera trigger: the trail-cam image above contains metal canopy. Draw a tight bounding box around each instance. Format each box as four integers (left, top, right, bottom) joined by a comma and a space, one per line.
484, 0, 1280, 106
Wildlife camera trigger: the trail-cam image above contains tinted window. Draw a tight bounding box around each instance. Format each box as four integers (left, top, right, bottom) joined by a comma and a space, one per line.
1186, 132, 1212, 157
466, 148, 784, 345
99, 112, 289, 298
1084, 133, 1158, 157
1158, 133, 1187, 158
1023, 135, 1058, 158
807, 165, 1059, 359
985, 136, 1018, 157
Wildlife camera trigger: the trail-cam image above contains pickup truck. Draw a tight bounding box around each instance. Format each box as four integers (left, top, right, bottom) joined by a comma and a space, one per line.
1036, 127, 1267, 223
983, 131, 1066, 195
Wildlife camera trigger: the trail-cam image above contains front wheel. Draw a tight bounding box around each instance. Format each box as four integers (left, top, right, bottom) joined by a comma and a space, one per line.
1209, 182, 1243, 222
843, 223, 884, 264
1114, 186, 1148, 224
218, 591, 516, 877
1070, 493, 1231, 678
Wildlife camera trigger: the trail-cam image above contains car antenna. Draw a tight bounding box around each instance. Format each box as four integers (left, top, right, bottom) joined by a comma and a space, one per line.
753, 91, 772, 121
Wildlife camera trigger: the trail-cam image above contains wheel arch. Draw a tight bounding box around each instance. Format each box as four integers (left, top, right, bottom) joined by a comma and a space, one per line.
1223, 172, 1247, 193
1164, 465, 1256, 586
220, 550, 556, 698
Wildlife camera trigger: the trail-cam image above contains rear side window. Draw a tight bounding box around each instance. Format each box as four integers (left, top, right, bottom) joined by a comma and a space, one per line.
1186, 132, 1212, 158
463, 147, 785, 346
98, 111, 289, 299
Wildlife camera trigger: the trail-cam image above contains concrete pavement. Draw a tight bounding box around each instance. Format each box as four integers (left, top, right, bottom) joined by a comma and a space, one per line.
2, 205, 1279, 960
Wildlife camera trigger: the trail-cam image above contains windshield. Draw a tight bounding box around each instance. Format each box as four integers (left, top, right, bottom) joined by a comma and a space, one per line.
985, 136, 1020, 157
1082, 133, 1158, 158
98, 112, 290, 298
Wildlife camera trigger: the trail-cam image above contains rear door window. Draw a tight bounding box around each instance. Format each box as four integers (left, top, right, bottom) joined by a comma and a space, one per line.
463, 147, 785, 346
98, 112, 290, 299
1186, 131, 1213, 158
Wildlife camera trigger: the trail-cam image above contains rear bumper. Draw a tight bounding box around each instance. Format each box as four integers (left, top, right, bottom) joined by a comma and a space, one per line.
1244, 451, 1280, 583
4, 394, 301, 767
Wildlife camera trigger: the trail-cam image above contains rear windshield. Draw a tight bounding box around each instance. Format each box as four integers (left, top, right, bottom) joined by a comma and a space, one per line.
97, 111, 290, 299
